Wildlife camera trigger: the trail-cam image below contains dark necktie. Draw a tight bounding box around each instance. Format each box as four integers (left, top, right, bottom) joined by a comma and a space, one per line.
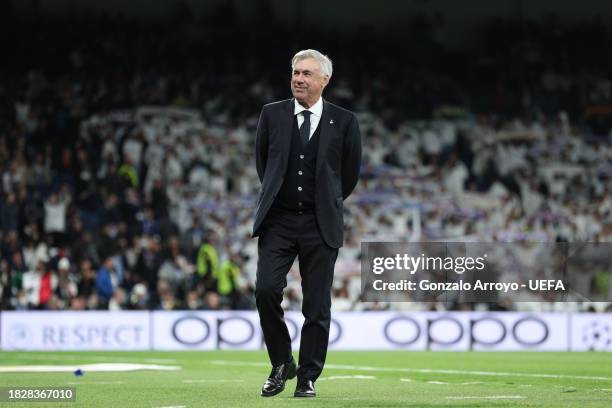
300, 110, 312, 145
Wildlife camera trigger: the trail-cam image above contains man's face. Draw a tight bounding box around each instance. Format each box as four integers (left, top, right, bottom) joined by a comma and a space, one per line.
291, 57, 329, 108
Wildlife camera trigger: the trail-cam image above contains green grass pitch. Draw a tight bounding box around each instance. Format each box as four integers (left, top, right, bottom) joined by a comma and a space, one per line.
2, 350, 612, 407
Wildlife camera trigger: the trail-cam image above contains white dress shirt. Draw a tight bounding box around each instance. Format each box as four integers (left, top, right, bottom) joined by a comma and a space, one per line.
294, 97, 323, 140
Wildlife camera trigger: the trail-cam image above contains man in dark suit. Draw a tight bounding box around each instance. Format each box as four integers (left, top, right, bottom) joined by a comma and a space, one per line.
252, 49, 361, 398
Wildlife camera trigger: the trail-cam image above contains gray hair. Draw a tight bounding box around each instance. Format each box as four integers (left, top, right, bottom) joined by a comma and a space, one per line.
291, 49, 333, 78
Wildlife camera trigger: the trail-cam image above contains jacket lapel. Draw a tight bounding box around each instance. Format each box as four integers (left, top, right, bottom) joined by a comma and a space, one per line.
279, 99, 294, 161
316, 99, 330, 176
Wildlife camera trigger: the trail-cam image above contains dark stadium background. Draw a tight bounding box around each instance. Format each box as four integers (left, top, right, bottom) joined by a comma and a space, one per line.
1, 0, 611, 314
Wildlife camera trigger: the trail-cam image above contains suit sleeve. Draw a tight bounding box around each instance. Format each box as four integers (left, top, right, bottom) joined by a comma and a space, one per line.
341, 114, 362, 199
255, 107, 269, 183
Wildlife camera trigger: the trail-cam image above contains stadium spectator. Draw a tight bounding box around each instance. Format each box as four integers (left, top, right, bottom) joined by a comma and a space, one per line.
95, 256, 119, 308
0, 192, 19, 232
43, 191, 70, 245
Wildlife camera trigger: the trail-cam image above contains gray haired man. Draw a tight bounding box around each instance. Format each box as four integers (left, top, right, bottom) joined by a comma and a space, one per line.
252, 49, 362, 397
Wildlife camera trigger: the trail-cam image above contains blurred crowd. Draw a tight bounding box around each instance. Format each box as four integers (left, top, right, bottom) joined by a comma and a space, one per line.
1, 6, 612, 312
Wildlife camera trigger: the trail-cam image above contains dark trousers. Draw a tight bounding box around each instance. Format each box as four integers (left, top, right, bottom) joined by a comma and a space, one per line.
255, 209, 338, 382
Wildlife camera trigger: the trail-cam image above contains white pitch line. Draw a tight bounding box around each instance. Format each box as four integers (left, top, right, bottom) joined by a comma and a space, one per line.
0, 363, 180, 373
209, 360, 612, 382
11, 354, 178, 364
153, 406, 186, 408
462, 381, 485, 385
318, 375, 375, 381
400, 378, 412, 382
183, 379, 244, 383
427, 381, 448, 385
447, 396, 526, 400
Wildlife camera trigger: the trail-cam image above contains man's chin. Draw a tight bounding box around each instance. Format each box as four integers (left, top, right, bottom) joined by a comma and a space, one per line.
293, 94, 307, 104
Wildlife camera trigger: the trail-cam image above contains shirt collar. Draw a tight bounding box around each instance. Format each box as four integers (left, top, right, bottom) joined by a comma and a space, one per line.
294, 97, 323, 117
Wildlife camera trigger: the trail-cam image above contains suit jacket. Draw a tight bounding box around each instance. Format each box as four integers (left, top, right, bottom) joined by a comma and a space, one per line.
252, 98, 361, 248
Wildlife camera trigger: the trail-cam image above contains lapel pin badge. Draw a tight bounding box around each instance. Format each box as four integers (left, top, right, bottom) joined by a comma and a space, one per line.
329, 119, 334, 125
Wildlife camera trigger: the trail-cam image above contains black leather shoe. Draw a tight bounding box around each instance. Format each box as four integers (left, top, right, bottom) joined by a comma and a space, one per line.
260, 358, 297, 397
294, 378, 316, 397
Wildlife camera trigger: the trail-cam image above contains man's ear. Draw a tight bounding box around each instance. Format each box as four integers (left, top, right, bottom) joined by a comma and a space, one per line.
322, 75, 330, 88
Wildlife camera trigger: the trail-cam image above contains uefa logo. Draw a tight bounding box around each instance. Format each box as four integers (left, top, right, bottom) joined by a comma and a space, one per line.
582, 321, 612, 351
